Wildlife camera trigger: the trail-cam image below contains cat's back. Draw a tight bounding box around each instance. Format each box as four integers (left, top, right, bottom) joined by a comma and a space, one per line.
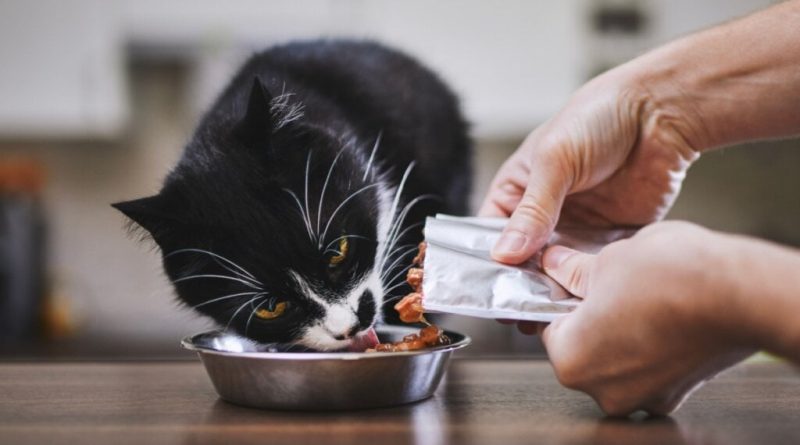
202, 39, 471, 215
228, 40, 464, 133
243, 39, 454, 108
260, 40, 468, 210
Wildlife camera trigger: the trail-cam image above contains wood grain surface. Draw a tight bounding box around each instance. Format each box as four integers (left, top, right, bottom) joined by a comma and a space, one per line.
0, 360, 797, 445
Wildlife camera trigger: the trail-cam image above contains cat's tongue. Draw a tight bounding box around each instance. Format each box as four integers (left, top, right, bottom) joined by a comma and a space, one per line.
347, 327, 380, 352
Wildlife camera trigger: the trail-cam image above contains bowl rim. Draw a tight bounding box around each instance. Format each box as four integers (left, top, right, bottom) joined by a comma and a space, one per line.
181, 325, 471, 360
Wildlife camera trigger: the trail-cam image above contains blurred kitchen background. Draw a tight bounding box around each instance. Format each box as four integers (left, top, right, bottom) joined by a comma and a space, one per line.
0, 0, 796, 359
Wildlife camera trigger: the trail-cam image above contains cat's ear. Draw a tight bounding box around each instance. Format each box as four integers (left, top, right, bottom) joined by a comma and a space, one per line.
112, 194, 180, 239
235, 76, 274, 147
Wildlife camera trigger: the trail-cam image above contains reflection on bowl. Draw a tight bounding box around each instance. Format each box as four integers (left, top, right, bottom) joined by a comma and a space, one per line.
182, 326, 471, 410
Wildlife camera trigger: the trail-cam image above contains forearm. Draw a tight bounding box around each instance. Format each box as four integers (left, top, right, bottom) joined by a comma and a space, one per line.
630, 1, 800, 151
720, 234, 800, 363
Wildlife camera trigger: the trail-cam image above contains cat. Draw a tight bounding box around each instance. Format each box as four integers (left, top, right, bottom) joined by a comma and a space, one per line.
113, 40, 471, 351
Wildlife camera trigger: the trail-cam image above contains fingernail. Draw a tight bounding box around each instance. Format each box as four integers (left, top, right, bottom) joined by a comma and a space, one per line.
543, 246, 577, 270
494, 230, 528, 255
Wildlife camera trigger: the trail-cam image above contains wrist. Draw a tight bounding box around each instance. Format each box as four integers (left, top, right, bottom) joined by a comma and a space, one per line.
700, 232, 762, 348
618, 43, 715, 156
672, 229, 756, 349
716, 234, 800, 361
619, 2, 800, 153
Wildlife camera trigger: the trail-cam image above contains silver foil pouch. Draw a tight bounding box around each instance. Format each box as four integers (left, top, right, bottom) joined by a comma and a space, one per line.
422, 215, 632, 322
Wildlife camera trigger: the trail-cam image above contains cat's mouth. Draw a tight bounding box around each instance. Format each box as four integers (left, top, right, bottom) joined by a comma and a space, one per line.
346, 327, 380, 352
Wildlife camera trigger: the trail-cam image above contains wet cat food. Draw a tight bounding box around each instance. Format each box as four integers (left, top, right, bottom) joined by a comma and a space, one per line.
365, 325, 450, 352
394, 241, 426, 323
368, 242, 451, 352
395, 292, 424, 323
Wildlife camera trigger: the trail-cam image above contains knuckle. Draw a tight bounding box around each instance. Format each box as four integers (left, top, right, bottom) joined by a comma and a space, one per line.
565, 258, 589, 295
544, 318, 586, 390
635, 221, 710, 261
539, 133, 582, 185
515, 196, 556, 229
550, 355, 585, 390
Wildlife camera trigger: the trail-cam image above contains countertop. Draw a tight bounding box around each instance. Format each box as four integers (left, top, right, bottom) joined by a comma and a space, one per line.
0, 359, 798, 445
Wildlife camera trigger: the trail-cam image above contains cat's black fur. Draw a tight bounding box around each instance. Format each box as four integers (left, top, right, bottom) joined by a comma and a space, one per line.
113, 40, 470, 350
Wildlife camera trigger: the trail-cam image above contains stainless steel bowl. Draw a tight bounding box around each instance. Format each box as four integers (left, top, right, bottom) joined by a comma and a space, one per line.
181, 326, 470, 410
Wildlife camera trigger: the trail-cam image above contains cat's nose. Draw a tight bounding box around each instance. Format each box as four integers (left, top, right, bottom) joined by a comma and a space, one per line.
332, 325, 359, 341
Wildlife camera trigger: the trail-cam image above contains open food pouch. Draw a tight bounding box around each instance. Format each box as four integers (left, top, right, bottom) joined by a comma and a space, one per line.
420, 215, 633, 322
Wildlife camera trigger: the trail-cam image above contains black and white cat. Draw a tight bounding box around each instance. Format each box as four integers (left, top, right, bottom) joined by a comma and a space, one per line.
113, 40, 470, 351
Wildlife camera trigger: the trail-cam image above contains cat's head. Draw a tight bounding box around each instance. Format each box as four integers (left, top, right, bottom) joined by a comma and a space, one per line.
113, 77, 389, 351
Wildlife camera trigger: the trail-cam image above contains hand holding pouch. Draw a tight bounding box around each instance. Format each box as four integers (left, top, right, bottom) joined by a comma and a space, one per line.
421, 215, 633, 322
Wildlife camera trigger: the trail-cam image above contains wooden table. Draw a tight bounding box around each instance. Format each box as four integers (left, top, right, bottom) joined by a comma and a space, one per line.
0, 359, 798, 445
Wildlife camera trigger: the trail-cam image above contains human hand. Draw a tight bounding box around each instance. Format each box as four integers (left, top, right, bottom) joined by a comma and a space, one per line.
538, 221, 755, 416
479, 66, 703, 264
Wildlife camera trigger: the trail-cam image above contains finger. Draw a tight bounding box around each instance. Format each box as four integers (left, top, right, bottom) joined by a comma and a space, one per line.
479, 162, 528, 217
540, 315, 565, 349
491, 152, 571, 265
542, 245, 596, 298
535, 322, 548, 337
478, 198, 511, 218
540, 315, 585, 391
516, 321, 546, 335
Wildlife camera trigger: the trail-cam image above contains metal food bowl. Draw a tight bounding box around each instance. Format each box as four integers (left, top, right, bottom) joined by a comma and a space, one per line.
181, 326, 470, 410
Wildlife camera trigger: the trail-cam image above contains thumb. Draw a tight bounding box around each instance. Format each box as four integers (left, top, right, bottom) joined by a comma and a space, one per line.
542, 245, 596, 298
491, 153, 571, 264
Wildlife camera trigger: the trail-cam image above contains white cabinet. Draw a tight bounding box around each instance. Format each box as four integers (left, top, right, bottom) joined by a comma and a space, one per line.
0, 0, 128, 139
0, 0, 777, 141
120, 0, 586, 140
342, 1, 585, 139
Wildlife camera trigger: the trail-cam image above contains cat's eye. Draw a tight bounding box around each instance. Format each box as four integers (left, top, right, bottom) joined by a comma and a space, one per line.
255, 301, 287, 320
328, 238, 349, 266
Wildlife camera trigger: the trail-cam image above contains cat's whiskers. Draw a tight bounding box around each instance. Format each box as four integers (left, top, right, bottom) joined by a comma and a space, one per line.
381, 293, 406, 306
381, 283, 415, 303
225, 294, 268, 332
381, 259, 415, 287
190, 291, 260, 309
165, 248, 261, 285
381, 195, 438, 268
323, 234, 373, 252
379, 221, 424, 273
304, 150, 317, 243
379, 262, 416, 299
283, 188, 315, 243
173, 274, 262, 290
319, 182, 381, 249
375, 162, 415, 268
379, 243, 416, 281
210, 257, 260, 288
375, 188, 440, 299
380, 279, 413, 306
389, 195, 438, 240
316, 146, 346, 240
245, 296, 270, 337
386, 221, 425, 256
382, 163, 415, 243
362, 131, 382, 182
